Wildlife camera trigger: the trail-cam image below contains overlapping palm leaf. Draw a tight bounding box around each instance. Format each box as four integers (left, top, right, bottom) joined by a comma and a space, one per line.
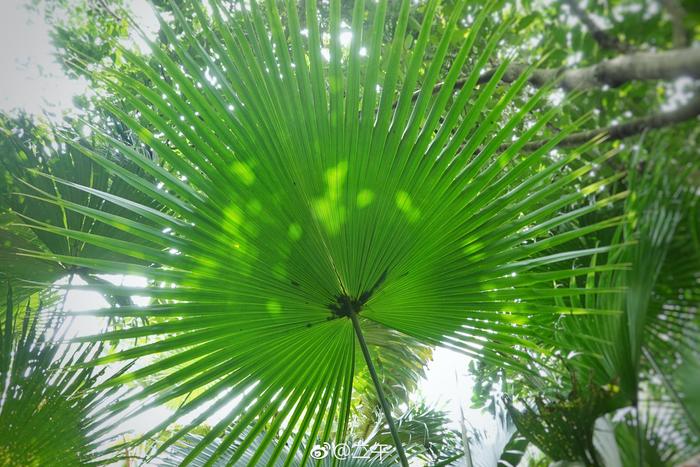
158, 430, 387, 466
641, 205, 700, 441
644, 205, 700, 372
159, 402, 457, 466
17, 0, 627, 462
505, 379, 614, 465
0, 287, 125, 466
156, 428, 302, 467
0, 113, 154, 307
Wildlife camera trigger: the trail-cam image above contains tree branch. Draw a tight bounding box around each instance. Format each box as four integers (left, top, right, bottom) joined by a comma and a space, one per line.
660, 0, 689, 48
423, 47, 700, 99
517, 92, 700, 151
562, 0, 632, 53
485, 47, 700, 91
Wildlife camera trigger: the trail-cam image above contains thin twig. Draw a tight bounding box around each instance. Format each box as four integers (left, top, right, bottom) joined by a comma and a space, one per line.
512, 92, 700, 151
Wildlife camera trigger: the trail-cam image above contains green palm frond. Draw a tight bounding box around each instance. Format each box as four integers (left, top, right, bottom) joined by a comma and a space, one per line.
679, 348, 700, 437
623, 160, 688, 396
366, 400, 461, 464
499, 143, 699, 465
160, 402, 456, 466
0, 286, 125, 466
0, 212, 62, 309
644, 205, 700, 364
641, 210, 700, 440
18, 0, 626, 462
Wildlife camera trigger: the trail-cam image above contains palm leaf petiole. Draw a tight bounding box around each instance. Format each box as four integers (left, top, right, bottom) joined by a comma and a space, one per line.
349, 310, 409, 467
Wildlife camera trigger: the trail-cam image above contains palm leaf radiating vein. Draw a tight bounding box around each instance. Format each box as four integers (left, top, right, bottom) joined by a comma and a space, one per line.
20, 0, 624, 463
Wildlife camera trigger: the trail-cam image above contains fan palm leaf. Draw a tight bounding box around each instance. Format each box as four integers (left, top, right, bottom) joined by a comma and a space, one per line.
18, 0, 625, 463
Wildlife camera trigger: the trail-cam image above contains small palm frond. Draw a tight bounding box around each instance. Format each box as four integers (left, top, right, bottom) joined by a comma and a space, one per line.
19, 0, 625, 462
504, 376, 615, 466
0, 286, 125, 466
366, 400, 461, 464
